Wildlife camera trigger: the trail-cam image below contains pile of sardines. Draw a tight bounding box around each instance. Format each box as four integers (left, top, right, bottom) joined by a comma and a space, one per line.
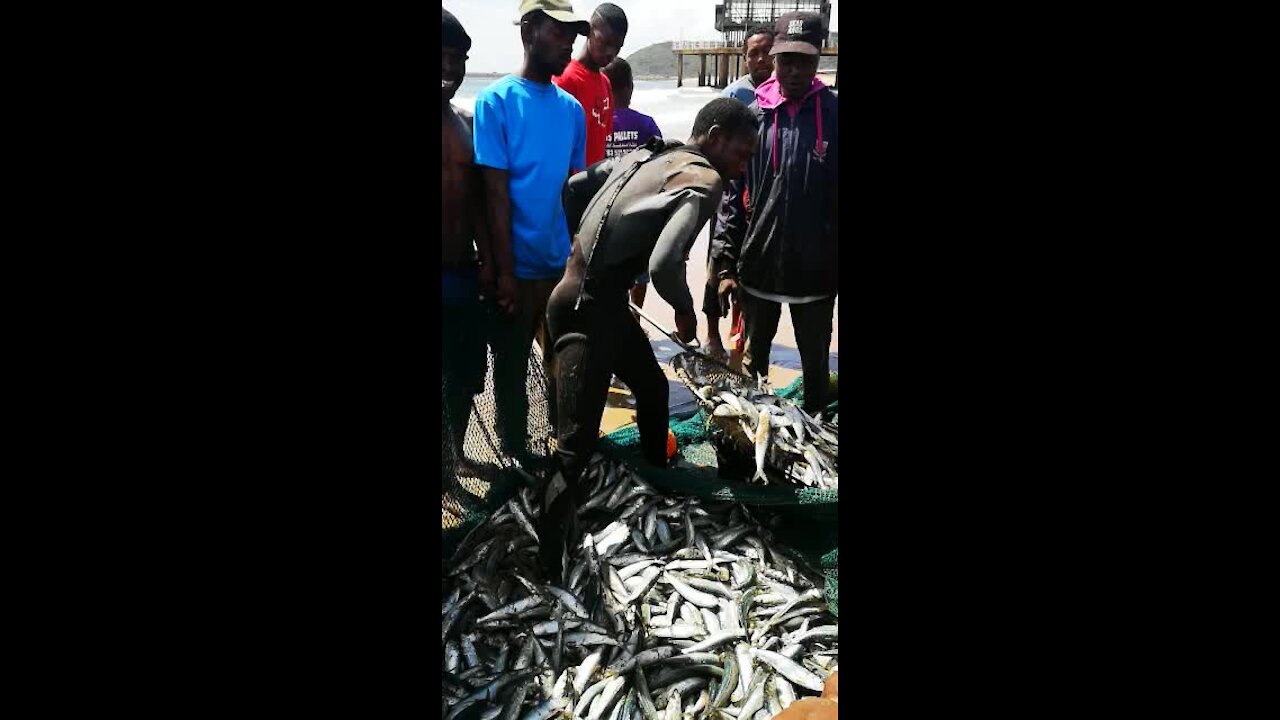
672, 356, 838, 489
442, 455, 838, 720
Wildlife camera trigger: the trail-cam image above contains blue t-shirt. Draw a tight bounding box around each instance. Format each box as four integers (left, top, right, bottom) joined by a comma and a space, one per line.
722, 75, 761, 106
473, 75, 587, 281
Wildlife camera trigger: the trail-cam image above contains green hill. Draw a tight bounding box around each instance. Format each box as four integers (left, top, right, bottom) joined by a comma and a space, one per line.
625, 42, 680, 79
623, 34, 838, 80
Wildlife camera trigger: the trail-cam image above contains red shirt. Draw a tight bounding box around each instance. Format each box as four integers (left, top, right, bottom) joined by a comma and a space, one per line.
553, 59, 613, 166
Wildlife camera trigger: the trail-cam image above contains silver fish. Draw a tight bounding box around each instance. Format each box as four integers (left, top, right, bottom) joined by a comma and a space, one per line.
680, 628, 746, 654
750, 647, 825, 692
443, 455, 839, 718
737, 675, 766, 719
663, 573, 719, 608
774, 673, 797, 709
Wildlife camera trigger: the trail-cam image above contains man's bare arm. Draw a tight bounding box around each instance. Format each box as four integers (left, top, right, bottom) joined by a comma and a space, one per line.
482, 167, 517, 314
472, 166, 495, 292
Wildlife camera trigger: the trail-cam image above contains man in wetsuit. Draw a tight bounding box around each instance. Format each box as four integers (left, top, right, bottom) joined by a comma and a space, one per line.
440, 8, 492, 471
537, 99, 760, 578
601, 57, 663, 318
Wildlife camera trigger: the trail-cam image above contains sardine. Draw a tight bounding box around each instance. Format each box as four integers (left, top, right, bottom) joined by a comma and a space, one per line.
661, 689, 681, 720
680, 576, 737, 599
499, 680, 529, 720
445, 639, 461, 673
650, 624, 700, 639
663, 574, 719, 608
477, 594, 543, 624
710, 650, 737, 709
574, 677, 610, 719
508, 497, 540, 543
680, 628, 746, 654
607, 645, 674, 675
749, 647, 825, 692
634, 666, 659, 720
700, 607, 721, 635
685, 688, 709, 716
712, 403, 743, 417
461, 632, 481, 668
585, 675, 628, 720
737, 675, 766, 719
574, 648, 604, 694
774, 673, 797, 708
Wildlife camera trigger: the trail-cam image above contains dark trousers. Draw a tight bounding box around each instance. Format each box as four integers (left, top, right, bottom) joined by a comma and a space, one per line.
702, 253, 722, 319
442, 299, 487, 454
548, 299, 670, 486
538, 297, 670, 577
740, 293, 836, 414
491, 276, 561, 457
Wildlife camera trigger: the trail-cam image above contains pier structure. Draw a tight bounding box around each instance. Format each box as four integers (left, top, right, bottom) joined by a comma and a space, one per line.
673, 1, 837, 90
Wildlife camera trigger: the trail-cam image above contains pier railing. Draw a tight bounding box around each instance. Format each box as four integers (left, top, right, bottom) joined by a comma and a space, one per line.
672, 38, 837, 51
670, 38, 837, 90
672, 40, 725, 50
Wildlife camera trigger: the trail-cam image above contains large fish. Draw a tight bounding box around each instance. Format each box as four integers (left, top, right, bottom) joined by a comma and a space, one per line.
682, 366, 838, 488
752, 410, 770, 483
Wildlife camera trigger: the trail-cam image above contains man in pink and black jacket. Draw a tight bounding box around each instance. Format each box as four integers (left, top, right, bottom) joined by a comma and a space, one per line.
711, 11, 839, 414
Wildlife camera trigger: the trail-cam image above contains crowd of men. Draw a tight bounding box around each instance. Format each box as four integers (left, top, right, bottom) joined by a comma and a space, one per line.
442, 0, 839, 578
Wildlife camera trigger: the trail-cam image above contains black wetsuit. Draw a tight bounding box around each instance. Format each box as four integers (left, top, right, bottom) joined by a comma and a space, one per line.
537, 141, 724, 576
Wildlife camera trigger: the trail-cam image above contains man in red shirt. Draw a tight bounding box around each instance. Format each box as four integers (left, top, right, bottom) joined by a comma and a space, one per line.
553, 3, 628, 166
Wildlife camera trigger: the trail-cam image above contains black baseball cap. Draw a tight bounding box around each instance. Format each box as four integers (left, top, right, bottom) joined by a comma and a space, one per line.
443, 8, 472, 53
771, 11, 826, 56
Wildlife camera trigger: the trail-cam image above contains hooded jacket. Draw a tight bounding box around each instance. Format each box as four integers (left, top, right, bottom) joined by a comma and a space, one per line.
711, 76, 839, 298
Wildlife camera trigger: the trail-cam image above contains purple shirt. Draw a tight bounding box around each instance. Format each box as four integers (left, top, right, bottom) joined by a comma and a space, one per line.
605, 107, 663, 159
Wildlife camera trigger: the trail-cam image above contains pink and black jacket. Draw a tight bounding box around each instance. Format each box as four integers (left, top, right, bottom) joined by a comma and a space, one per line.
711, 76, 840, 298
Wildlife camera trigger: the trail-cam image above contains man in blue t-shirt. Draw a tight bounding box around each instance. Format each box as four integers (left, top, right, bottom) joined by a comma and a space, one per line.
474, 1, 589, 455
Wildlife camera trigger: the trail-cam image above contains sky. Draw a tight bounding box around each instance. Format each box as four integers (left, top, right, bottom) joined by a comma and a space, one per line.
445, 0, 839, 74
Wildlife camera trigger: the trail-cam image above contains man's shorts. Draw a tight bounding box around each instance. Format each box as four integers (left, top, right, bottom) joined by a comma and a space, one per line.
441, 270, 488, 396
702, 276, 720, 317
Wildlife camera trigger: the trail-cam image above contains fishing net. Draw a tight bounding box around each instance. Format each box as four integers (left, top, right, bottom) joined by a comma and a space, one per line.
441, 305, 554, 560
822, 547, 839, 618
